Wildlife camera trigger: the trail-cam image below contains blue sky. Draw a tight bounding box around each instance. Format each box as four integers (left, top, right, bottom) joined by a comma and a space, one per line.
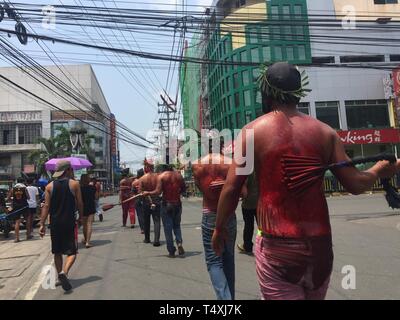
0, 0, 213, 172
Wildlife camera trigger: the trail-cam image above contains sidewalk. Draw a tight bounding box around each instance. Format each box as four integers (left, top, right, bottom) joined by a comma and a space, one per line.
0, 229, 53, 300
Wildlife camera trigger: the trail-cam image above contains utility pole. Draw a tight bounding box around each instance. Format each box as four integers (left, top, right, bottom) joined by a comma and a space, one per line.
155, 93, 177, 164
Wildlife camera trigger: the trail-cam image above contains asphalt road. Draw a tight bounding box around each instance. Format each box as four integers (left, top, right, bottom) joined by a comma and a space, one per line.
32, 193, 400, 300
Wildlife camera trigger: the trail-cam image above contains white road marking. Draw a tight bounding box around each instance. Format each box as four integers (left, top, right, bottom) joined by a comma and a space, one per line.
24, 261, 55, 300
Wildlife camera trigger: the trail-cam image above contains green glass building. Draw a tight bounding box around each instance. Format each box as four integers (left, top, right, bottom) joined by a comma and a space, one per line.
181, 0, 312, 131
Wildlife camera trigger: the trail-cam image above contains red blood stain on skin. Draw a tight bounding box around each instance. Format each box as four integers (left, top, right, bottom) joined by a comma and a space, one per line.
254, 112, 332, 238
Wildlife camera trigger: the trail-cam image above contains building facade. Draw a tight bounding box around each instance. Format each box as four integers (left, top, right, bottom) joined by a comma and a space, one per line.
0, 64, 118, 184
180, 0, 400, 159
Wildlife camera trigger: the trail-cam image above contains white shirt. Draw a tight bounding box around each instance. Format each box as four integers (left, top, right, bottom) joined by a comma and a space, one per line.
26, 185, 39, 208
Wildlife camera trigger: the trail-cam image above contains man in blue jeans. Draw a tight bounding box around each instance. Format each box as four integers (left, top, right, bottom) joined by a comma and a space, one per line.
143, 164, 186, 257
192, 150, 236, 300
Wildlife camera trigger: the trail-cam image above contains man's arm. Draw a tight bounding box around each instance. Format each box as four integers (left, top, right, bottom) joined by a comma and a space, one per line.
213, 130, 249, 256
72, 181, 84, 220
331, 132, 397, 194
142, 175, 163, 197
39, 184, 51, 237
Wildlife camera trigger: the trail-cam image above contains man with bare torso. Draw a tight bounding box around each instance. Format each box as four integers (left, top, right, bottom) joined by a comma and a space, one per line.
138, 161, 161, 246
192, 148, 236, 300
212, 62, 398, 300
143, 164, 186, 257
132, 169, 145, 234
119, 169, 135, 228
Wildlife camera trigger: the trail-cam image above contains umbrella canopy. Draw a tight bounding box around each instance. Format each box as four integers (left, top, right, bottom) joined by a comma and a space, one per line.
38, 178, 49, 187
45, 157, 93, 171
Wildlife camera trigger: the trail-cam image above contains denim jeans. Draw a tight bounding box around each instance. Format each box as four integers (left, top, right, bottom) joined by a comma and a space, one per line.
143, 201, 161, 243
202, 213, 237, 300
135, 201, 144, 231
161, 202, 183, 254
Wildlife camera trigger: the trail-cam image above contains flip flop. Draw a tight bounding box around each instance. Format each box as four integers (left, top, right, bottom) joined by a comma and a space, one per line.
85, 243, 92, 248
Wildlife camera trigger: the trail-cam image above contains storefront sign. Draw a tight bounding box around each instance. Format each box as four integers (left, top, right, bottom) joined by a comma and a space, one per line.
337, 129, 400, 145
0, 111, 42, 122
393, 68, 400, 97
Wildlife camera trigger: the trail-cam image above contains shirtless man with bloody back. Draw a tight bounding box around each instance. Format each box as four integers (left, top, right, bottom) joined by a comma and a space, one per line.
213, 62, 398, 300
143, 164, 186, 257
192, 144, 236, 300
138, 160, 161, 246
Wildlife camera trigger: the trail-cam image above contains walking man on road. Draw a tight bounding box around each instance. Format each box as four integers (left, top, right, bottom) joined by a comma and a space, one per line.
26, 178, 39, 240
138, 160, 161, 246
192, 142, 236, 300
132, 169, 145, 234
119, 169, 135, 228
212, 62, 398, 300
237, 172, 258, 255
39, 160, 84, 292
142, 164, 186, 257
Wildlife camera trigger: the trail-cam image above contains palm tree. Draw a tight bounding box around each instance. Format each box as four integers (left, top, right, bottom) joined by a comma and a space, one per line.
28, 136, 68, 178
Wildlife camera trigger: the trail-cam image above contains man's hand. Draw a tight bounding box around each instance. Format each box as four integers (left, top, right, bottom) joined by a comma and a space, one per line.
375, 160, 397, 179
39, 224, 46, 238
212, 228, 228, 257
141, 191, 150, 197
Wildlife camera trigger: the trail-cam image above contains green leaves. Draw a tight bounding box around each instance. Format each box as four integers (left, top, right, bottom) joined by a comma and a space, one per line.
257, 63, 311, 103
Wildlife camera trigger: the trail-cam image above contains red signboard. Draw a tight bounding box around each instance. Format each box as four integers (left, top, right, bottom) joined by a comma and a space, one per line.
393, 68, 400, 96
110, 114, 117, 155
337, 129, 400, 145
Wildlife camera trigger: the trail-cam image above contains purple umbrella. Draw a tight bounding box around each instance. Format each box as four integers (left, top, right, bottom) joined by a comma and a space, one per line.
45, 157, 93, 171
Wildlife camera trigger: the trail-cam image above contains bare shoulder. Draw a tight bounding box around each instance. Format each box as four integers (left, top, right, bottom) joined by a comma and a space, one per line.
46, 182, 53, 192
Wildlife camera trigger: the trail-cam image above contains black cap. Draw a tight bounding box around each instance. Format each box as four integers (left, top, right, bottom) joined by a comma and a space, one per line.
266, 62, 301, 92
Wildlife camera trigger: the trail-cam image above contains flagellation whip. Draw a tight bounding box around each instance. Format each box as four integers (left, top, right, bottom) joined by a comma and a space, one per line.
101, 194, 142, 212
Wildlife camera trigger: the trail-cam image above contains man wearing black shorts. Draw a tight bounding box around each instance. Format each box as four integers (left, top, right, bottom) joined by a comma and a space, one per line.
39, 160, 83, 292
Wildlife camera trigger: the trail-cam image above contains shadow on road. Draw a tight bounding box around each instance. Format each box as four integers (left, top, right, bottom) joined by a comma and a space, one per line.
69, 275, 102, 290
87, 239, 112, 247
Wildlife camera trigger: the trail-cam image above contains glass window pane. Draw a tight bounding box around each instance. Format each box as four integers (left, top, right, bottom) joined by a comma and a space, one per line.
286, 46, 294, 61
251, 48, 260, 63
240, 50, 248, 63
245, 110, 253, 123
283, 5, 290, 20
260, 26, 270, 42
345, 100, 390, 129
242, 70, 250, 86
274, 46, 283, 60
235, 92, 240, 107
271, 6, 279, 19
236, 112, 241, 127
298, 45, 306, 60
233, 73, 239, 89
244, 90, 251, 107
294, 5, 302, 19
262, 46, 271, 62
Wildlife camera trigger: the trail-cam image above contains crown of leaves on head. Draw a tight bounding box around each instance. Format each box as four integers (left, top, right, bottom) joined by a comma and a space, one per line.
256, 64, 311, 102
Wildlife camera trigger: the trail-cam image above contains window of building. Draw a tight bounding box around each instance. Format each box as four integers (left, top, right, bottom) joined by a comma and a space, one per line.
312, 56, 335, 64
232, 54, 238, 70
245, 110, 253, 124
286, 46, 295, 61
244, 90, 251, 107
236, 112, 241, 128
95, 151, 103, 158
340, 55, 385, 63
252, 68, 260, 82
345, 100, 389, 129
234, 93, 240, 107
262, 46, 271, 62
374, 0, 398, 4
390, 54, 400, 61
248, 28, 258, 44
226, 77, 230, 91
242, 70, 250, 86
229, 114, 234, 128
316, 101, 341, 129
255, 90, 262, 105
240, 50, 248, 63
298, 102, 310, 115
18, 124, 42, 144
260, 26, 270, 42
298, 45, 306, 60
283, 25, 292, 40
0, 124, 16, 145
271, 26, 281, 40
282, 5, 290, 20
251, 47, 260, 63
294, 25, 304, 40
274, 46, 283, 60
294, 5, 302, 18
270, 5, 279, 19
255, 108, 263, 118
233, 73, 240, 89
227, 96, 231, 111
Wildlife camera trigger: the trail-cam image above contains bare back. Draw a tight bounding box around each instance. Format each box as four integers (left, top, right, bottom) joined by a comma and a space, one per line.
192, 154, 232, 212
250, 110, 335, 237
139, 173, 159, 193
160, 171, 185, 204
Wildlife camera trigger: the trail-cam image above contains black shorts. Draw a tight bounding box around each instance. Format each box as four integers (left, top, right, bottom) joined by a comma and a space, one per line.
10, 207, 29, 220
50, 224, 78, 256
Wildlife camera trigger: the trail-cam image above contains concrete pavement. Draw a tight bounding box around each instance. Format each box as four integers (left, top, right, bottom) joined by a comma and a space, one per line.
1, 193, 399, 299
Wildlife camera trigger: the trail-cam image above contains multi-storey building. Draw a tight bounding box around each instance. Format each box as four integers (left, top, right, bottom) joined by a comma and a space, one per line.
0, 64, 118, 185
181, 0, 400, 159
